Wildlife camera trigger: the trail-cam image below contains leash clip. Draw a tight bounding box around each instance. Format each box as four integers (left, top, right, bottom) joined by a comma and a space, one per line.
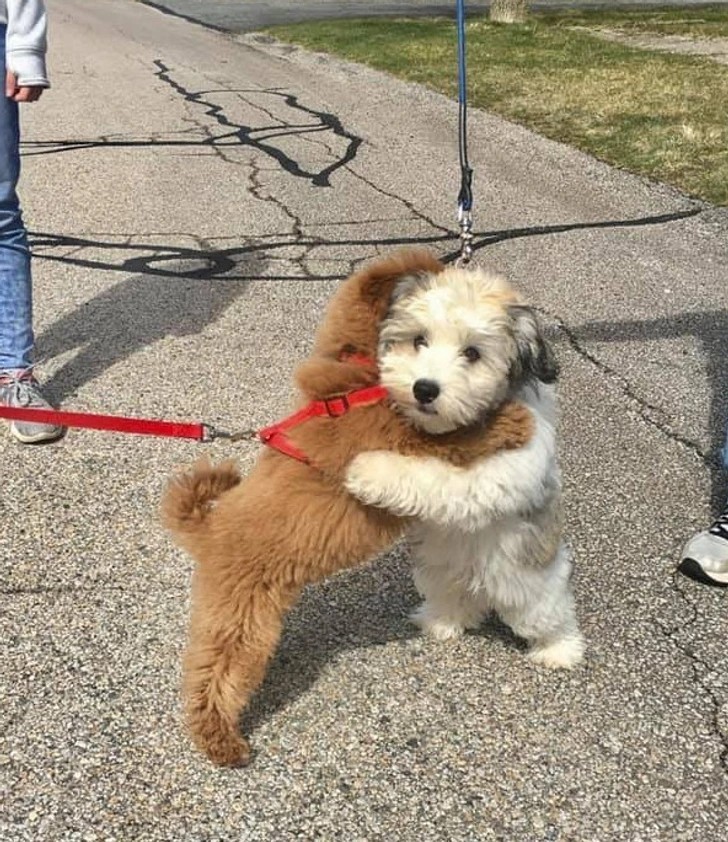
457, 206, 474, 267
202, 424, 258, 443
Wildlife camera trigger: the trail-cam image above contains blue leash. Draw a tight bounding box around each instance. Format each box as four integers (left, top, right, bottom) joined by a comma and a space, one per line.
456, 0, 474, 264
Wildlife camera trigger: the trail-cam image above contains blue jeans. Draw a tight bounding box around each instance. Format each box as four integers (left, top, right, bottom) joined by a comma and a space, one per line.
0, 23, 34, 371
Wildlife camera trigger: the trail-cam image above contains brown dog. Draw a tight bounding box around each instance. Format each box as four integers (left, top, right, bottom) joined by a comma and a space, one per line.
162, 250, 534, 767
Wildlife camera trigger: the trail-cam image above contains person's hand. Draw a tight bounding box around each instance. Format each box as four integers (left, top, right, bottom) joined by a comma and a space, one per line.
5, 70, 44, 102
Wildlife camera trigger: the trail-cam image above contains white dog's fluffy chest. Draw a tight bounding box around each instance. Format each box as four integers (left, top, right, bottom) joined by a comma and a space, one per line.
408, 386, 561, 590
344, 384, 559, 535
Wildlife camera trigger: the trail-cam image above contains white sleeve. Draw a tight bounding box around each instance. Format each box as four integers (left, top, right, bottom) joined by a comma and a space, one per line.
5, 0, 49, 87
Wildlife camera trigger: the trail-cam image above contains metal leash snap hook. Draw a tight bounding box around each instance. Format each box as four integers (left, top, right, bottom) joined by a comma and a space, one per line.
457, 206, 474, 267
201, 424, 229, 443
201, 424, 258, 443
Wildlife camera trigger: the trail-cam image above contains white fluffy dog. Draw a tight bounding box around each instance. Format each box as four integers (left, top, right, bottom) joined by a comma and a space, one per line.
344, 264, 585, 669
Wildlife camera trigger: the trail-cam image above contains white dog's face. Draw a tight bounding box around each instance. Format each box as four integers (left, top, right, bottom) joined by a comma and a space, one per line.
378, 266, 557, 434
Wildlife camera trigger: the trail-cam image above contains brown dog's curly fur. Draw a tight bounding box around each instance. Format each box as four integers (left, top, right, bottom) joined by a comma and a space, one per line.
162, 250, 534, 767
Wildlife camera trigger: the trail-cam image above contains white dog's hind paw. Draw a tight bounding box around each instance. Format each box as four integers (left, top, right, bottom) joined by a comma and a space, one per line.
528, 635, 586, 670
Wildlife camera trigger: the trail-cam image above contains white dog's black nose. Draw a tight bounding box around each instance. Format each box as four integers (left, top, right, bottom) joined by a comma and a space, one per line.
413, 379, 440, 404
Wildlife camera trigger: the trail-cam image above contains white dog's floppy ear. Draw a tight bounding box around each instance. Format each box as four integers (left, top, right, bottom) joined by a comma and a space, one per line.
508, 305, 559, 385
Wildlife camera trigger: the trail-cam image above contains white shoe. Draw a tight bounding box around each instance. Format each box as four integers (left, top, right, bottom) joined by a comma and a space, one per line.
678, 505, 728, 587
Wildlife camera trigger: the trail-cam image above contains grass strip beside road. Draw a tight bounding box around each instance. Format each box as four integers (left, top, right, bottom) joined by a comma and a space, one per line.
551, 5, 728, 38
266, 9, 728, 205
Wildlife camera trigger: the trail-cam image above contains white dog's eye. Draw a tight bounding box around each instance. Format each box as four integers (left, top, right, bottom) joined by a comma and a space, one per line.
414, 335, 428, 350
463, 346, 481, 363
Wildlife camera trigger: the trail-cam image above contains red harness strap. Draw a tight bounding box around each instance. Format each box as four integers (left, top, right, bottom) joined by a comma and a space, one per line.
258, 384, 388, 464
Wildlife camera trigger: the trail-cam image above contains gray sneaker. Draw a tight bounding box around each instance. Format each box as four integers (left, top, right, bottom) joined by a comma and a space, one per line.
0, 370, 64, 444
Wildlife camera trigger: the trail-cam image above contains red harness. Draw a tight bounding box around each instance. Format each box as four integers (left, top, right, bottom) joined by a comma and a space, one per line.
258, 355, 388, 464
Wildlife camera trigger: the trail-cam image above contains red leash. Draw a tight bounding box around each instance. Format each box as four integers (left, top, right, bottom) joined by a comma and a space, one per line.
0, 354, 387, 452
0, 404, 221, 441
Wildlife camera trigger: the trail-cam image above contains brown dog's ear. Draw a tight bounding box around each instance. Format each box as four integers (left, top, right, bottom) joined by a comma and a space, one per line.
310, 250, 445, 362
358, 249, 445, 314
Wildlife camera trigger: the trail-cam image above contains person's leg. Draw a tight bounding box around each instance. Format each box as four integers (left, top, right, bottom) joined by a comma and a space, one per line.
0, 25, 34, 372
0, 25, 62, 443
678, 419, 728, 587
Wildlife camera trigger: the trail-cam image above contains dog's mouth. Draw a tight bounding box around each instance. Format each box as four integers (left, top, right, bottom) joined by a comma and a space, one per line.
415, 402, 438, 416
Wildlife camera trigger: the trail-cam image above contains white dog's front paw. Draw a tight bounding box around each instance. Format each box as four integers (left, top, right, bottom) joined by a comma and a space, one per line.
528, 635, 586, 670
409, 603, 470, 641
344, 451, 395, 507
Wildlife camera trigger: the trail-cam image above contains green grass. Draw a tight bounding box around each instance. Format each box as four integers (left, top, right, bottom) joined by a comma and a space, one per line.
545, 5, 728, 38
265, 8, 728, 205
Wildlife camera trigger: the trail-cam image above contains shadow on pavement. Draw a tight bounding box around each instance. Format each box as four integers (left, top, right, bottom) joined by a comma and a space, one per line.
33, 250, 263, 404
30, 208, 702, 281
30, 206, 704, 403
242, 549, 520, 739
23, 69, 364, 190
575, 312, 728, 512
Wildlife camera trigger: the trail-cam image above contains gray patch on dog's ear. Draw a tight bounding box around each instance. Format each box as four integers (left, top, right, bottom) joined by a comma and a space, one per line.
508, 305, 559, 385
390, 272, 433, 305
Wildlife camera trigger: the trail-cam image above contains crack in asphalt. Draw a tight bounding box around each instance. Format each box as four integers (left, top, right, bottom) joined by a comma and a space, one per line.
544, 307, 727, 776
247, 156, 308, 246
149, 59, 372, 281
659, 573, 728, 774
151, 59, 457, 269
546, 308, 710, 464
153, 60, 363, 186
344, 162, 455, 236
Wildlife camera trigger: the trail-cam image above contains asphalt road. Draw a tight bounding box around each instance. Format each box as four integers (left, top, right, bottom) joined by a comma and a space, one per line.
1, 0, 727, 839
140, 0, 728, 33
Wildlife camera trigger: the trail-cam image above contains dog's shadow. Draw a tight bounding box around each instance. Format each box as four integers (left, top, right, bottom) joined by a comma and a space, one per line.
242, 545, 521, 735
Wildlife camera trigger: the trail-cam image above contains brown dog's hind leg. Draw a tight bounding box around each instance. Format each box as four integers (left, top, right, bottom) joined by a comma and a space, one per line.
184, 574, 297, 767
